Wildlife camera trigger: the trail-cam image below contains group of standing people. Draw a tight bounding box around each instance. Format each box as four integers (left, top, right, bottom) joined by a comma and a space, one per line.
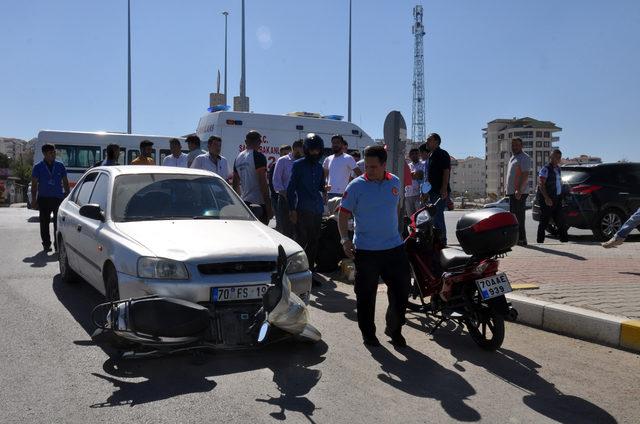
504, 137, 568, 245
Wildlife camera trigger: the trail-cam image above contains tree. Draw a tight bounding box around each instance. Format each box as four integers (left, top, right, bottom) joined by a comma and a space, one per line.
0, 153, 10, 168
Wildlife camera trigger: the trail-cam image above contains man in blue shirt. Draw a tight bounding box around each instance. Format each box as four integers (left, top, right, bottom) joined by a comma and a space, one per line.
287, 134, 326, 272
31, 143, 70, 251
338, 145, 410, 348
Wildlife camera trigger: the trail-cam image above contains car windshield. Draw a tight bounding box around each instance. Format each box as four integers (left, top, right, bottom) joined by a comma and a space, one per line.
561, 170, 590, 184
112, 173, 254, 222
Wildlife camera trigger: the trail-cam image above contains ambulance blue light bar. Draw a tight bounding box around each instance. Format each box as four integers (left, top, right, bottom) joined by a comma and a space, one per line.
322, 115, 344, 121
208, 105, 230, 112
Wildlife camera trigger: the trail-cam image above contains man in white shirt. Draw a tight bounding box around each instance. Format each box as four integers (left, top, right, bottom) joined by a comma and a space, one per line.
190, 136, 230, 181
405, 148, 422, 217
162, 138, 188, 167
323, 135, 361, 198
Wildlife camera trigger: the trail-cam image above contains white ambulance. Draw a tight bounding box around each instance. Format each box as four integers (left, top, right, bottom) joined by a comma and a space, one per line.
195, 111, 375, 173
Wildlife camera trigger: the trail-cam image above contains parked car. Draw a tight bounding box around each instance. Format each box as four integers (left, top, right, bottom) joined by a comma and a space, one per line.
56, 166, 312, 305
483, 196, 532, 211
532, 163, 640, 241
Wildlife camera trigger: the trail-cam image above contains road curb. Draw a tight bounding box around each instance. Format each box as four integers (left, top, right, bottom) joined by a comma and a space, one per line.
506, 293, 639, 353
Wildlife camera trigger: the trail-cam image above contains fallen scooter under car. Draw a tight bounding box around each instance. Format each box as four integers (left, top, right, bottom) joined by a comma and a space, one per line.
91, 246, 321, 359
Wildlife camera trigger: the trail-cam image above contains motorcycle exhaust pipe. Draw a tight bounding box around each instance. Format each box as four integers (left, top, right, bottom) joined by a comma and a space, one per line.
505, 307, 519, 322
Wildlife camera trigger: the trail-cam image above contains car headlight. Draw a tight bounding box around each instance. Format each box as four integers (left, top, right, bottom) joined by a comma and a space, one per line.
137, 257, 189, 280
286, 251, 309, 274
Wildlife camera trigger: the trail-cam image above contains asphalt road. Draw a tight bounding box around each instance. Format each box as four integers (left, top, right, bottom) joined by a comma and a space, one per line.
1, 207, 639, 424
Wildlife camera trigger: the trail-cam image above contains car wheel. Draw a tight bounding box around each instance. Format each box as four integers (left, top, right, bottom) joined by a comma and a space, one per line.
592, 209, 624, 241
58, 237, 79, 284
103, 263, 120, 302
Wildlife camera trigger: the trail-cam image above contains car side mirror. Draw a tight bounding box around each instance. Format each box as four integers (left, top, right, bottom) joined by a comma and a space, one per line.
79, 204, 105, 222
249, 204, 263, 219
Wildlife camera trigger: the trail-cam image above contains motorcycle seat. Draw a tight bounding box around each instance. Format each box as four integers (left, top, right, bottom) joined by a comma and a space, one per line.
439, 247, 474, 270
129, 297, 211, 338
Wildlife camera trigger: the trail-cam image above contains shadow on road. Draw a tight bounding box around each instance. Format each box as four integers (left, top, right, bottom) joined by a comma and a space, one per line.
52, 274, 105, 336
523, 244, 587, 260
23, 250, 58, 268
52, 273, 327, 419
428, 321, 617, 424
368, 343, 481, 422
90, 341, 327, 421
310, 278, 358, 323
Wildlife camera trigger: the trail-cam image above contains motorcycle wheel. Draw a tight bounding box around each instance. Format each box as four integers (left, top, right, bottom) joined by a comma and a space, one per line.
464, 307, 505, 351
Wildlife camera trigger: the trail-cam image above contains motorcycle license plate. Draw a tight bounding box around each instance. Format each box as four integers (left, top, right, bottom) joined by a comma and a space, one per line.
212, 285, 268, 302
475, 273, 512, 300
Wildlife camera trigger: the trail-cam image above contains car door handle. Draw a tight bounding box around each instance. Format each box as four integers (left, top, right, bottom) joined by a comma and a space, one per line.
620, 192, 629, 195
76, 224, 82, 232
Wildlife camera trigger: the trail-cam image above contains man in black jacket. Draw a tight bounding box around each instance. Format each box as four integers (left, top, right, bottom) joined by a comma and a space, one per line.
425, 133, 451, 245
536, 149, 568, 243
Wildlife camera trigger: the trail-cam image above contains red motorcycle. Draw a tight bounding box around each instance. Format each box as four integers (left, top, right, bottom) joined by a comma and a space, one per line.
405, 201, 519, 350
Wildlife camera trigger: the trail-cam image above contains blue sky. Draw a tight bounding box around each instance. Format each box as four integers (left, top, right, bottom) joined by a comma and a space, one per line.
1, 0, 639, 162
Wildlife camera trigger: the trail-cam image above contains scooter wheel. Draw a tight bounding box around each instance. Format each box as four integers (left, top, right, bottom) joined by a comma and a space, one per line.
464, 307, 505, 351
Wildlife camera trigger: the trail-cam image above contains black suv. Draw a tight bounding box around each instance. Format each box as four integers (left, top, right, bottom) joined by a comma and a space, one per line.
532, 162, 640, 241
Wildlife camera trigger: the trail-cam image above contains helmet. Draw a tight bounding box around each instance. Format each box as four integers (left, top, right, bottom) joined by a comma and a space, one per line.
303, 133, 324, 157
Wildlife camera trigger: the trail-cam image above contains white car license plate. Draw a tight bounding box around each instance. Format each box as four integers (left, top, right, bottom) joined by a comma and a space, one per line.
212, 285, 268, 302
475, 272, 512, 300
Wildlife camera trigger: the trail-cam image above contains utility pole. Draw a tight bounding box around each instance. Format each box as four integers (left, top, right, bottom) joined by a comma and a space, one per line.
223, 11, 229, 105
240, 0, 246, 100
127, 0, 132, 134
412, 5, 426, 144
348, 0, 352, 122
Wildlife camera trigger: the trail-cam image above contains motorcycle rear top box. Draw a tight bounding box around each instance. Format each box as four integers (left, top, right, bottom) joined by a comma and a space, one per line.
456, 208, 519, 257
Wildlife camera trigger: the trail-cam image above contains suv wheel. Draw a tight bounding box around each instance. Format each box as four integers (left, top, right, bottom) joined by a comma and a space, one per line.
593, 209, 624, 241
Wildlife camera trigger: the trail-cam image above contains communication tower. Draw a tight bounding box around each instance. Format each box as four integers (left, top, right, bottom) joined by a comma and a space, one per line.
412, 5, 426, 143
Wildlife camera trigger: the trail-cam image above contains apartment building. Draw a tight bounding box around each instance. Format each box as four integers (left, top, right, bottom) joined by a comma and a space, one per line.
483, 117, 561, 197
451, 156, 486, 197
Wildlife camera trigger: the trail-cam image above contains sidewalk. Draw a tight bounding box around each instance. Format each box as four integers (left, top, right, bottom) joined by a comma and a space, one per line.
499, 236, 640, 320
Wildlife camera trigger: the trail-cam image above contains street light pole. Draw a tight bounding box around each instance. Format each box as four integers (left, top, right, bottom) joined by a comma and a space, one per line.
348, 0, 352, 123
223, 11, 229, 105
127, 0, 132, 134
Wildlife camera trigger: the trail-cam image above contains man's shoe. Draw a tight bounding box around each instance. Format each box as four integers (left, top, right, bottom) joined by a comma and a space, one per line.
536, 238, 544, 244
602, 237, 624, 248
362, 335, 381, 347
517, 240, 528, 246
384, 328, 407, 348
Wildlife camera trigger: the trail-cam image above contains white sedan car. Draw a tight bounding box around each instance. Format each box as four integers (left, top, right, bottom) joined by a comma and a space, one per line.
56, 166, 311, 305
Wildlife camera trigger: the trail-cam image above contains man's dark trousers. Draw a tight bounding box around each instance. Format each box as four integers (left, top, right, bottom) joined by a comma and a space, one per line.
354, 245, 410, 338
38, 197, 62, 248
509, 194, 528, 243
537, 195, 568, 243
277, 194, 295, 238
295, 210, 322, 271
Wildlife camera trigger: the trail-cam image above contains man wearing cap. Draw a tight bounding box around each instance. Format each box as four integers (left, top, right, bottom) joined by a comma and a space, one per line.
338, 145, 410, 348
233, 130, 273, 225
131, 140, 155, 165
